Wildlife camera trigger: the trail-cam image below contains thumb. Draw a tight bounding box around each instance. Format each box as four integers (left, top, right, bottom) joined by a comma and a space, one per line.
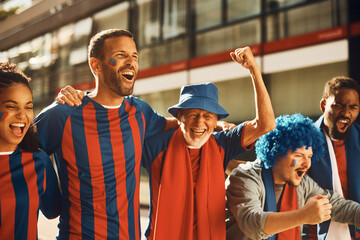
314, 195, 328, 200
230, 52, 236, 61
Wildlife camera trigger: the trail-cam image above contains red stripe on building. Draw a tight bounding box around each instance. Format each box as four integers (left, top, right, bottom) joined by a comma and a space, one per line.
107, 108, 130, 239
82, 103, 108, 239
0, 155, 15, 239
264, 26, 347, 54
21, 152, 39, 240
137, 60, 188, 79
190, 44, 261, 69
125, 101, 142, 240
62, 117, 82, 238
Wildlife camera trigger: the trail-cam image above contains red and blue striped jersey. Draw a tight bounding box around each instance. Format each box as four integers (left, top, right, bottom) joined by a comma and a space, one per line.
0, 147, 61, 239
35, 96, 166, 240
141, 123, 249, 239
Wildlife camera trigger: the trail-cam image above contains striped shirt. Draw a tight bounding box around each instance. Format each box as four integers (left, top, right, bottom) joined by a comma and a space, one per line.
0, 148, 61, 239
35, 95, 166, 240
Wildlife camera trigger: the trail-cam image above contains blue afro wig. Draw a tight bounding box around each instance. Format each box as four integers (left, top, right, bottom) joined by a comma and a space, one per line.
255, 113, 325, 169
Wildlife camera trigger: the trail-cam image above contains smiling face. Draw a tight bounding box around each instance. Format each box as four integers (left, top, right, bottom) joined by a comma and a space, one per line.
178, 108, 218, 148
321, 88, 360, 140
272, 146, 313, 187
99, 36, 139, 97
0, 83, 33, 152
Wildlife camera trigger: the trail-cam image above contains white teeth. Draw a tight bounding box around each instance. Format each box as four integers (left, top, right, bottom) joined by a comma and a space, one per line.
10, 123, 25, 127
339, 120, 348, 123
122, 72, 134, 76
191, 129, 206, 135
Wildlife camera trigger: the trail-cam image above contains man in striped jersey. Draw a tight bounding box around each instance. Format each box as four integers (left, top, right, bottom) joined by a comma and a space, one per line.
35, 29, 177, 240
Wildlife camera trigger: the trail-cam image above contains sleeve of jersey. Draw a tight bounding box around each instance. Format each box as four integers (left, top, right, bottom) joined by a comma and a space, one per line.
137, 98, 166, 139
34, 102, 71, 155
214, 122, 248, 167
141, 130, 173, 170
38, 150, 61, 219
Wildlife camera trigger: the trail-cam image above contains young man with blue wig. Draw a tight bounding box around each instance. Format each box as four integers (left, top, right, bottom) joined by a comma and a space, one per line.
226, 114, 360, 240
141, 46, 275, 240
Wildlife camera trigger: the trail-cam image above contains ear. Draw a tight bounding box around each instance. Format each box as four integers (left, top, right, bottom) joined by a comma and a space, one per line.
89, 58, 102, 75
320, 98, 326, 113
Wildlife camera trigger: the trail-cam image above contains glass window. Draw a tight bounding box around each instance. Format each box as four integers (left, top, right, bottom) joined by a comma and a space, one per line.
266, 12, 286, 41
139, 36, 189, 69
196, 19, 261, 57
266, 0, 306, 11
227, 0, 260, 22
266, 1, 336, 41
93, 2, 129, 32
56, 24, 74, 69
0, 52, 8, 62
163, 0, 187, 39
194, 0, 222, 31
70, 18, 92, 65
137, 0, 161, 47
287, 1, 332, 37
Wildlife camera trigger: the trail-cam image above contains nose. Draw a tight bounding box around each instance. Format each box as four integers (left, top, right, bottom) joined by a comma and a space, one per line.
15, 109, 26, 119
194, 115, 205, 126
302, 156, 311, 168
125, 55, 137, 67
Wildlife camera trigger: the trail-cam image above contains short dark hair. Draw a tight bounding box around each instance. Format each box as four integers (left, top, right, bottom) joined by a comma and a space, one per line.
0, 62, 39, 152
322, 76, 360, 101
88, 29, 134, 60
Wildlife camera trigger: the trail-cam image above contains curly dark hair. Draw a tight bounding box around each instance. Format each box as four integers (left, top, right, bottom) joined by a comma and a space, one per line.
0, 62, 39, 152
255, 114, 325, 169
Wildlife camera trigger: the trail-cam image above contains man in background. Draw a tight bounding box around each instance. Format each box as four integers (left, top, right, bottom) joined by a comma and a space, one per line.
307, 76, 360, 239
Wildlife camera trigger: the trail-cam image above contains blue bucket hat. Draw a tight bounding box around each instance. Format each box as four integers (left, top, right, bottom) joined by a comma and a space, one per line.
168, 82, 229, 120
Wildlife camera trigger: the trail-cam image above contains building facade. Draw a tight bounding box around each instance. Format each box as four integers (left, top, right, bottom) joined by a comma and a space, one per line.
0, 0, 359, 126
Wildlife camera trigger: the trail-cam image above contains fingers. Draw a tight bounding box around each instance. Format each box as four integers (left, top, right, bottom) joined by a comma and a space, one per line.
305, 195, 332, 224
215, 121, 236, 131
56, 85, 84, 107
230, 46, 256, 70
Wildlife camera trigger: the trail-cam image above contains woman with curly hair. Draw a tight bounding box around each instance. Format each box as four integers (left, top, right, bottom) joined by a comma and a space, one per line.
226, 114, 360, 240
0, 62, 61, 239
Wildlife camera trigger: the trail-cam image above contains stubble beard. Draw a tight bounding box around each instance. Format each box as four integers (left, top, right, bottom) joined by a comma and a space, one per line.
103, 63, 135, 97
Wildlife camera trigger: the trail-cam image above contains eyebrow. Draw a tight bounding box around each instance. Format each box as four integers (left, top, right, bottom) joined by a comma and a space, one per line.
2, 100, 33, 105
115, 50, 139, 56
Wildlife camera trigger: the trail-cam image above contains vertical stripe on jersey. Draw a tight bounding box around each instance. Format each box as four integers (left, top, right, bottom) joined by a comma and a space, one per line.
83, 102, 108, 239
10, 153, 29, 239
123, 101, 145, 240
108, 108, 128, 239
21, 152, 39, 240
71, 108, 96, 239
62, 116, 83, 238
0, 155, 16, 239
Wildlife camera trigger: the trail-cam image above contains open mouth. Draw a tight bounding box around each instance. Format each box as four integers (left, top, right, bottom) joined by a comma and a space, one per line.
10, 123, 25, 136
296, 169, 307, 178
122, 71, 134, 81
336, 118, 350, 132
191, 128, 206, 136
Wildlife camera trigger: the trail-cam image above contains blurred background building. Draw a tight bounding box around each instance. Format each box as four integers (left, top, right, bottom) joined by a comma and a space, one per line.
0, 0, 359, 238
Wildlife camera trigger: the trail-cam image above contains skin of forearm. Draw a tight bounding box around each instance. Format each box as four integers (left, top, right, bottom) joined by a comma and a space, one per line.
263, 210, 305, 235
241, 65, 275, 146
